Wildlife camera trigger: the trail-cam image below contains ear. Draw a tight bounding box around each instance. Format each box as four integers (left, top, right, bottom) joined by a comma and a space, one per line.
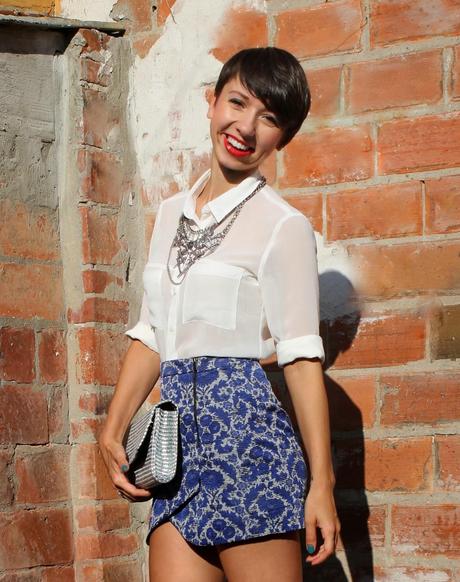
207, 89, 217, 120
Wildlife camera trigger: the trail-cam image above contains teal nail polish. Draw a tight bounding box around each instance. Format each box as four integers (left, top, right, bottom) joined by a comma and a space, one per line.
307, 544, 315, 554
121, 464, 129, 473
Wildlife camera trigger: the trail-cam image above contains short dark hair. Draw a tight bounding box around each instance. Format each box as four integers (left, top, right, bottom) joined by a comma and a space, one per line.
214, 47, 310, 149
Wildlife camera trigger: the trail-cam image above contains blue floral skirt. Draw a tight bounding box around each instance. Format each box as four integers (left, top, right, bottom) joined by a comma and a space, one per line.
146, 355, 308, 546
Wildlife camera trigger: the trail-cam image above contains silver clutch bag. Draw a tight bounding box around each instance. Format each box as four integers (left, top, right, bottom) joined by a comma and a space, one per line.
124, 400, 179, 490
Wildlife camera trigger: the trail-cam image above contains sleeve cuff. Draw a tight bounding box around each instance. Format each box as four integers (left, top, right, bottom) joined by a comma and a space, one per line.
276, 334, 325, 367
125, 321, 159, 353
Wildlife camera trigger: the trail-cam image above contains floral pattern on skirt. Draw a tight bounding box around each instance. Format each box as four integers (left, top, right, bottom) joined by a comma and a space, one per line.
147, 356, 308, 546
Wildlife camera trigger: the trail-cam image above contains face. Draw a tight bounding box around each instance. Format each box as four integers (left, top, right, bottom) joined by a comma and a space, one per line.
207, 76, 285, 176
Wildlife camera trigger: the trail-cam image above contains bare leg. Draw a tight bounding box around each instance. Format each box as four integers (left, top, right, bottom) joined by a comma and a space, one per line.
217, 531, 302, 582
149, 521, 225, 582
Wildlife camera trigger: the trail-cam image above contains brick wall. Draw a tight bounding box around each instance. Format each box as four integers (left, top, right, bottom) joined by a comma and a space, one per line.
0, 0, 459, 580
268, 0, 460, 579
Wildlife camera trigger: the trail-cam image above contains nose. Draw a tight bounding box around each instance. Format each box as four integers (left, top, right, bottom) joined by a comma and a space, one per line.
235, 109, 256, 142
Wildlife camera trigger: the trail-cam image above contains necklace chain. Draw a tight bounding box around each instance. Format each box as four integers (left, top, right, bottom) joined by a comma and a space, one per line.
167, 177, 266, 285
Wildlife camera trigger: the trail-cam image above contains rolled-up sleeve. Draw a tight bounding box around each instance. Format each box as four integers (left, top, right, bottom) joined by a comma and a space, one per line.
258, 213, 324, 367
125, 291, 159, 353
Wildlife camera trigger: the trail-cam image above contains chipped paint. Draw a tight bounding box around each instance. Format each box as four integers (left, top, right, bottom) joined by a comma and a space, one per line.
128, 0, 266, 203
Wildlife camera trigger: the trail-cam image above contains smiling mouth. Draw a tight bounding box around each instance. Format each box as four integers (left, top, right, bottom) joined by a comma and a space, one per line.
223, 134, 255, 158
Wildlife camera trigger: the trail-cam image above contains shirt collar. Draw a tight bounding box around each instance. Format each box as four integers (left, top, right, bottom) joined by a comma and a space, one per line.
183, 168, 264, 224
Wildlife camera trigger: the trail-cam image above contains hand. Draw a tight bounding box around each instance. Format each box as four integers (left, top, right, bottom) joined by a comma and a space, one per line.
304, 481, 341, 566
98, 431, 153, 502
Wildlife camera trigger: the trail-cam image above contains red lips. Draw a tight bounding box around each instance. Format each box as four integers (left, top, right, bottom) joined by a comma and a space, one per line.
223, 134, 254, 158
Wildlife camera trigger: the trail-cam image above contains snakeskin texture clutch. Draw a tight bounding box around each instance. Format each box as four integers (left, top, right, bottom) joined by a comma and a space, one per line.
124, 400, 179, 490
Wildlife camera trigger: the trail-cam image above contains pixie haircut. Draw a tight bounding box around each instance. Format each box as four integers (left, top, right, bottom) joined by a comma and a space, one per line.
214, 47, 310, 149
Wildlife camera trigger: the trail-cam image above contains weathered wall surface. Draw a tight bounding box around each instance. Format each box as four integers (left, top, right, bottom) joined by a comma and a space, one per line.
0, 0, 459, 580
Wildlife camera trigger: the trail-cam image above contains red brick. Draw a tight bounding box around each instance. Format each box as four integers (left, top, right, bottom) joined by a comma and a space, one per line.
79, 390, 113, 415
15, 446, 70, 503
0, 263, 63, 321
329, 313, 425, 369
80, 560, 143, 582
392, 505, 460, 556
381, 372, 459, 426
281, 125, 373, 188
349, 241, 460, 299
77, 443, 118, 500
82, 269, 123, 293
378, 113, 460, 175
80, 206, 122, 265
78, 28, 109, 54
157, 0, 177, 26
308, 67, 342, 118
75, 531, 138, 559
76, 501, 131, 531
0, 571, 41, 581
335, 437, 433, 491
80, 148, 124, 205
325, 375, 376, 430
374, 566, 453, 581
0, 385, 48, 444
81, 58, 110, 87
0, 327, 35, 383
283, 194, 322, 233
425, 174, 460, 234
82, 88, 119, 149
211, 7, 268, 63
0, 449, 13, 505
0, 200, 59, 261
68, 297, 129, 324
48, 386, 67, 443
370, 0, 460, 47
347, 50, 442, 113
432, 304, 460, 361
0, 508, 72, 568
77, 328, 127, 386
436, 435, 460, 491
110, 0, 152, 32
336, 505, 385, 550
38, 328, 66, 383
42, 566, 75, 582
276, 0, 363, 59
326, 182, 422, 240
453, 45, 460, 99
71, 417, 105, 441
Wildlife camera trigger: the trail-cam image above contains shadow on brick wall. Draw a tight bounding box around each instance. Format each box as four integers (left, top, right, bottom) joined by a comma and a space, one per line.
302, 271, 374, 582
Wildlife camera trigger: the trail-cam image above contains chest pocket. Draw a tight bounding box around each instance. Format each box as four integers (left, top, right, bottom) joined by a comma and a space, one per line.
143, 263, 166, 329
182, 260, 245, 330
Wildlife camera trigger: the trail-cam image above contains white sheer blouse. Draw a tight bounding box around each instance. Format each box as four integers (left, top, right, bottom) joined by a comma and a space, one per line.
126, 169, 325, 367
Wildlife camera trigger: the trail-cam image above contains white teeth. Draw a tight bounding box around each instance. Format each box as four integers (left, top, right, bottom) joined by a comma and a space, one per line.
226, 135, 251, 151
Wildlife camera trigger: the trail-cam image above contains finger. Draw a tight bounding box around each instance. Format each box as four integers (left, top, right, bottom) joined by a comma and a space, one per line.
110, 444, 130, 474
309, 528, 336, 566
305, 519, 317, 559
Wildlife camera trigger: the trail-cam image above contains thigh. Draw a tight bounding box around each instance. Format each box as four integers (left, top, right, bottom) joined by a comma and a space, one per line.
149, 521, 225, 582
217, 531, 303, 582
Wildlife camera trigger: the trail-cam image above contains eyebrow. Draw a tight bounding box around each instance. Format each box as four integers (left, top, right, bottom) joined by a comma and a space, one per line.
228, 90, 249, 101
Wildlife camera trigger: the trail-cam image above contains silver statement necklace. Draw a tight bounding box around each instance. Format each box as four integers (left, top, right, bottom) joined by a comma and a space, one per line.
167, 176, 266, 285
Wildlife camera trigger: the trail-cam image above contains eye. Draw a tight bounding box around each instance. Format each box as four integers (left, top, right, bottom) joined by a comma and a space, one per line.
229, 98, 244, 107
262, 114, 279, 127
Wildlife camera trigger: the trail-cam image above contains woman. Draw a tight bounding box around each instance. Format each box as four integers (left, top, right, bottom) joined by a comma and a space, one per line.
99, 47, 340, 582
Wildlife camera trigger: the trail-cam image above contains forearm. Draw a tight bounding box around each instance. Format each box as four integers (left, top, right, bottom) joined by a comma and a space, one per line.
102, 339, 161, 442
283, 358, 335, 488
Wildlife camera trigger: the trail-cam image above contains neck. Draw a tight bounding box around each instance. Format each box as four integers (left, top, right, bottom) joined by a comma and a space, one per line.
200, 153, 259, 202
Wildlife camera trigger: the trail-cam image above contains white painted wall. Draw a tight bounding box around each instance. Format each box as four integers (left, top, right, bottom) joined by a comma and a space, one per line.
60, 0, 116, 22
